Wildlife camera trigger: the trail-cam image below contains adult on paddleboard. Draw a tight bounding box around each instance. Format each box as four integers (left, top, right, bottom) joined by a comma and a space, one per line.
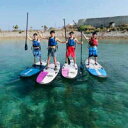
39, 30, 65, 70
83, 32, 99, 65
28, 33, 43, 66
65, 31, 83, 67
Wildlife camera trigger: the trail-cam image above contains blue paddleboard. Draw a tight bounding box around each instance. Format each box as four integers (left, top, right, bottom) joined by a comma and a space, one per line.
20, 61, 46, 77
85, 59, 107, 78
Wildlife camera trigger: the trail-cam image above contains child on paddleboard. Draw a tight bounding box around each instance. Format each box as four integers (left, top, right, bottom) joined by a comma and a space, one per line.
39, 30, 65, 70
66, 31, 83, 67
28, 33, 42, 66
83, 32, 98, 65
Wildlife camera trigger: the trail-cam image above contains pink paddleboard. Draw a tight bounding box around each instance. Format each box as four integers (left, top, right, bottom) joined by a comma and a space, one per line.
61, 60, 78, 79
62, 68, 69, 77
36, 72, 48, 83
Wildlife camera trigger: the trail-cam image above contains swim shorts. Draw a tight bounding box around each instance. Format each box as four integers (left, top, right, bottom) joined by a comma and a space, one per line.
48, 48, 57, 57
66, 46, 76, 58
89, 46, 98, 57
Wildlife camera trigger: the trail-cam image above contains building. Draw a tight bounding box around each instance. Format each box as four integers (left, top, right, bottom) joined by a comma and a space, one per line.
78, 16, 128, 27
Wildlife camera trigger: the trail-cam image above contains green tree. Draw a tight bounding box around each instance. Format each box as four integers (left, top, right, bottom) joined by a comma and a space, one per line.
13, 25, 19, 31
78, 25, 95, 32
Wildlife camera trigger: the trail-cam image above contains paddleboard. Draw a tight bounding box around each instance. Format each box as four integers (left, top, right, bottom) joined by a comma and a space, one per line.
20, 61, 46, 77
36, 62, 60, 84
85, 59, 107, 78
61, 60, 78, 79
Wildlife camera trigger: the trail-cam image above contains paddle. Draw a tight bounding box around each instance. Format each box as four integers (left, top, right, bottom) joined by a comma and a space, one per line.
63, 18, 70, 64
80, 31, 84, 72
73, 20, 84, 72
25, 12, 29, 50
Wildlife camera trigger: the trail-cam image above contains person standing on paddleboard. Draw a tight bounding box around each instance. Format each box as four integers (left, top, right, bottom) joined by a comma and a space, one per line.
39, 30, 65, 70
83, 32, 98, 65
28, 33, 42, 66
66, 31, 83, 67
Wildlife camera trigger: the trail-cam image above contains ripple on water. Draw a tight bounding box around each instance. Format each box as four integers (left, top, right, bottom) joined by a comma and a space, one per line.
0, 40, 128, 128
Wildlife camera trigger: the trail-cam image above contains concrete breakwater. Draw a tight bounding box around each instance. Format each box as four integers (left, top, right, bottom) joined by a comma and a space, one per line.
78, 16, 128, 27
0, 31, 128, 40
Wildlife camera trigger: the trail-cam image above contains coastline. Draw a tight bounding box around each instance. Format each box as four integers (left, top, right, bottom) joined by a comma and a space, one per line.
0, 31, 128, 40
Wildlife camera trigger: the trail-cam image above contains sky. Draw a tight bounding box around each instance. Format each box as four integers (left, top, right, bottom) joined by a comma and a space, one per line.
0, 0, 128, 30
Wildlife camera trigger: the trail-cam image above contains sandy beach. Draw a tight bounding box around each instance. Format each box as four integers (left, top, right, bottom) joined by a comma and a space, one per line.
0, 31, 128, 40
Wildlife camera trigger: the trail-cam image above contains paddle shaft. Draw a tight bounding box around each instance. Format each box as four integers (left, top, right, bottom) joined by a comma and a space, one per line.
63, 19, 70, 64
73, 20, 89, 41
80, 31, 83, 64
63, 19, 67, 41
25, 12, 29, 50
73, 20, 83, 64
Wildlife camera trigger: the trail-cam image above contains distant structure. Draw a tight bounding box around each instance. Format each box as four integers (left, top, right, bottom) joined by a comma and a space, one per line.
78, 16, 128, 27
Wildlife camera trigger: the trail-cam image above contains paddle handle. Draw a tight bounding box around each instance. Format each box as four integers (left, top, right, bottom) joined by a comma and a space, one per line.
63, 18, 67, 41
25, 12, 29, 50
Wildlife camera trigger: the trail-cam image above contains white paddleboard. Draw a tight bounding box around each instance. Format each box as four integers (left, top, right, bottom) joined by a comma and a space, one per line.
36, 62, 60, 84
61, 60, 78, 79
85, 59, 107, 78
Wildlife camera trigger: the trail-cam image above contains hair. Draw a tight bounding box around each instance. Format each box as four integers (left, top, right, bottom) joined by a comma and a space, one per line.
50, 30, 55, 34
33, 33, 38, 36
92, 31, 97, 35
69, 31, 74, 35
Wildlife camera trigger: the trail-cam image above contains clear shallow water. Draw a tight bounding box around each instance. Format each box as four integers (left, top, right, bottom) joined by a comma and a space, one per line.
0, 39, 128, 128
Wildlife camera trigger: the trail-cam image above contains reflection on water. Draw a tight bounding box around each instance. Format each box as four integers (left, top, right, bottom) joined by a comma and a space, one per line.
0, 39, 128, 128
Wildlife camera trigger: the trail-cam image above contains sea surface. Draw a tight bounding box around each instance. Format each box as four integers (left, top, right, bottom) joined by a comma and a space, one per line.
0, 39, 128, 128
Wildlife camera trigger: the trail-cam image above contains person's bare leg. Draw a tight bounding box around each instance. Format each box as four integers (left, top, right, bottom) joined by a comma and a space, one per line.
66, 57, 68, 63
46, 56, 50, 67
73, 57, 76, 65
54, 57, 57, 66
95, 57, 97, 65
88, 57, 90, 65
54, 57, 57, 70
39, 56, 42, 65
34, 57, 36, 65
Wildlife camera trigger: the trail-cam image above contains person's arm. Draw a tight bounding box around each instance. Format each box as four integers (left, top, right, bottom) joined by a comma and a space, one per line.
75, 38, 83, 44
56, 38, 66, 43
82, 33, 89, 41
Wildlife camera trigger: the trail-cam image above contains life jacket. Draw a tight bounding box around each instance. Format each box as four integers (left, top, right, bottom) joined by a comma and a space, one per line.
67, 37, 76, 47
89, 37, 98, 46
48, 37, 57, 46
33, 39, 41, 49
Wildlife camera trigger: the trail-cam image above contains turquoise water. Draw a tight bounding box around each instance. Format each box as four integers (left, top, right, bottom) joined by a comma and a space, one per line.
0, 39, 128, 128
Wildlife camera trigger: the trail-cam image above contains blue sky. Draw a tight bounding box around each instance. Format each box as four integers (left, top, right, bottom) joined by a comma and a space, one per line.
0, 0, 128, 30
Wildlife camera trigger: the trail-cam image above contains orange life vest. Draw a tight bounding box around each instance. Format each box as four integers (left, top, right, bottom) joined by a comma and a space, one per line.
89, 37, 98, 46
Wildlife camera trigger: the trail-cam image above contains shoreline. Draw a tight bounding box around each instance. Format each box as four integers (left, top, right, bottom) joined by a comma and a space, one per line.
0, 31, 128, 40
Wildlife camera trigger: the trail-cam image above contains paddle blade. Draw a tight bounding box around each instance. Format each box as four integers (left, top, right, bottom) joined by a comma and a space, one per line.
80, 63, 84, 73
25, 43, 28, 50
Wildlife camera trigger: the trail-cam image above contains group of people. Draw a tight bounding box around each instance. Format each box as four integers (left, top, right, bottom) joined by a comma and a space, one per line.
28, 30, 99, 70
